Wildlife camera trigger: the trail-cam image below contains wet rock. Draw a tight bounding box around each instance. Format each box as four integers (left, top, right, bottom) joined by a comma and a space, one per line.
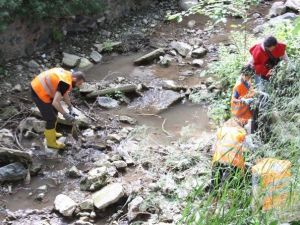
159, 55, 172, 67
134, 48, 165, 66
37, 185, 47, 192
12, 84, 22, 92
62, 53, 81, 67
179, 0, 198, 10
268, 1, 286, 18
90, 51, 103, 63
127, 196, 144, 221
187, 20, 196, 28
113, 160, 127, 169
18, 117, 46, 135
27, 60, 40, 69
191, 47, 207, 58
129, 89, 182, 113
285, 0, 300, 12
79, 83, 98, 94
79, 58, 93, 70
179, 70, 193, 77
80, 167, 109, 191
54, 194, 77, 217
92, 183, 125, 210
79, 199, 94, 211
0, 162, 27, 182
192, 59, 204, 67
170, 41, 192, 57
97, 96, 119, 109
0, 147, 32, 168
107, 133, 122, 142
0, 129, 14, 146
67, 166, 83, 178
82, 128, 95, 137
188, 38, 203, 47
119, 115, 137, 125
35, 193, 45, 201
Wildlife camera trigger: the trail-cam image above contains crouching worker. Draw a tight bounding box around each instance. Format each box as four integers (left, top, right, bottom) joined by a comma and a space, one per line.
210, 123, 248, 194
31, 68, 86, 149
231, 65, 256, 129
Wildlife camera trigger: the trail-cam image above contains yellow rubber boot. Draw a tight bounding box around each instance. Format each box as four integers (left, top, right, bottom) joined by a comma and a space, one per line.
44, 129, 65, 150
55, 121, 63, 138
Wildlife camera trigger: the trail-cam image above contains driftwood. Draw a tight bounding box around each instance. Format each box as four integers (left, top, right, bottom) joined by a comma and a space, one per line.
86, 84, 138, 99
0, 147, 32, 166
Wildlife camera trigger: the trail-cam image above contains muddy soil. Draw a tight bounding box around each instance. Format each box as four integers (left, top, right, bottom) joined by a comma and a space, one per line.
0, 1, 274, 224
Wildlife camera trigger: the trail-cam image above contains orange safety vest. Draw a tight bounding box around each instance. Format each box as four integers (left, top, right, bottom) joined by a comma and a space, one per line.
231, 80, 254, 124
212, 126, 247, 169
31, 68, 72, 103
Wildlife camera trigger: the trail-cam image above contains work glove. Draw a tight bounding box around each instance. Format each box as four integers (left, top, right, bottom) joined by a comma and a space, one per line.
68, 105, 78, 117
63, 113, 76, 123
241, 98, 254, 105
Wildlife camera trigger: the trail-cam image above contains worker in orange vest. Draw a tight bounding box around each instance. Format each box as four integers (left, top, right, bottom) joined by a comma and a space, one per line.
211, 123, 248, 190
31, 68, 86, 149
231, 65, 256, 127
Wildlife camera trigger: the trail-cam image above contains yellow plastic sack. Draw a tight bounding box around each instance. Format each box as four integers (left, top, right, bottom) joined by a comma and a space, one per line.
252, 158, 292, 211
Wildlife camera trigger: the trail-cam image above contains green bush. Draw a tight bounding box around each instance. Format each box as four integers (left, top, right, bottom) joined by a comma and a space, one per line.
0, 0, 105, 32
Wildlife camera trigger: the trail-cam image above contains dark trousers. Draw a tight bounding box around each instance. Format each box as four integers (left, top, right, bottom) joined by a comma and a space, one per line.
31, 88, 57, 129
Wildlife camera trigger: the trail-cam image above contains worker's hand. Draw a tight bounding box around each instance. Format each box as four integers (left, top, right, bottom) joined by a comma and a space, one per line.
241, 98, 254, 105
63, 113, 76, 123
68, 105, 78, 117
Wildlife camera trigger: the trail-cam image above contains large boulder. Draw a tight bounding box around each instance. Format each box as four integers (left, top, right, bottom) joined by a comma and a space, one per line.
0, 162, 27, 183
54, 194, 77, 217
254, 12, 298, 33
170, 41, 192, 57
285, 0, 300, 12
268, 1, 286, 18
18, 117, 46, 135
62, 52, 93, 70
179, 0, 198, 11
134, 48, 165, 66
80, 167, 109, 191
92, 183, 125, 210
129, 89, 183, 113
90, 51, 103, 63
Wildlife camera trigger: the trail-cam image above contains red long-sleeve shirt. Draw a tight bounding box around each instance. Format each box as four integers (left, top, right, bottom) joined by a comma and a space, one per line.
249, 43, 286, 79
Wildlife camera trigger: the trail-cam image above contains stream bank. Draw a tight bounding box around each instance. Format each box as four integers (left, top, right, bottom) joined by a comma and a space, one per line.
1, 0, 294, 224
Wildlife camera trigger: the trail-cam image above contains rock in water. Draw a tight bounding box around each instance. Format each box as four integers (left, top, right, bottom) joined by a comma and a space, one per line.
134, 48, 165, 66
170, 41, 192, 57
179, 0, 198, 10
268, 1, 286, 18
79, 58, 93, 70
67, 166, 82, 178
62, 53, 81, 67
0, 162, 27, 182
191, 47, 207, 58
97, 97, 119, 109
129, 89, 182, 113
127, 196, 144, 221
92, 183, 125, 209
285, 0, 300, 11
90, 51, 103, 63
119, 116, 137, 125
54, 194, 77, 217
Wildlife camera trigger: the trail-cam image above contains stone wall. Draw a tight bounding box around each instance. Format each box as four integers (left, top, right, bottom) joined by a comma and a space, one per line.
0, 0, 153, 63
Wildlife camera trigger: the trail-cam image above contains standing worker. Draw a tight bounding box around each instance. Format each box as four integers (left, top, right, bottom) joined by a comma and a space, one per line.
31, 68, 86, 149
249, 36, 288, 91
231, 65, 256, 128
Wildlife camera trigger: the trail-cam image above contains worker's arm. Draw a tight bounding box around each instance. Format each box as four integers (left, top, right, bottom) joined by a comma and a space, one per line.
63, 92, 72, 108
52, 92, 67, 115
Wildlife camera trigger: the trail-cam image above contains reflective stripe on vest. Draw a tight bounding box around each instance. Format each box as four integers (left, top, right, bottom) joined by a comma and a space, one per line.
37, 71, 56, 98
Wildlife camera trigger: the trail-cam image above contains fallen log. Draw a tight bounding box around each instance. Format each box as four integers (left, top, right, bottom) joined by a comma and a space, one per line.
86, 84, 138, 99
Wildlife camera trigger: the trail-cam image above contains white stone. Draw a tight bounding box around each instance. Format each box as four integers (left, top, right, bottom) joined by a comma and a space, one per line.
90, 51, 103, 63
170, 41, 192, 57
62, 53, 81, 67
127, 196, 144, 221
12, 84, 22, 92
54, 194, 77, 217
92, 183, 124, 209
113, 160, 127, 169
79, 58, 93, 70
285, 0, 300, 11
